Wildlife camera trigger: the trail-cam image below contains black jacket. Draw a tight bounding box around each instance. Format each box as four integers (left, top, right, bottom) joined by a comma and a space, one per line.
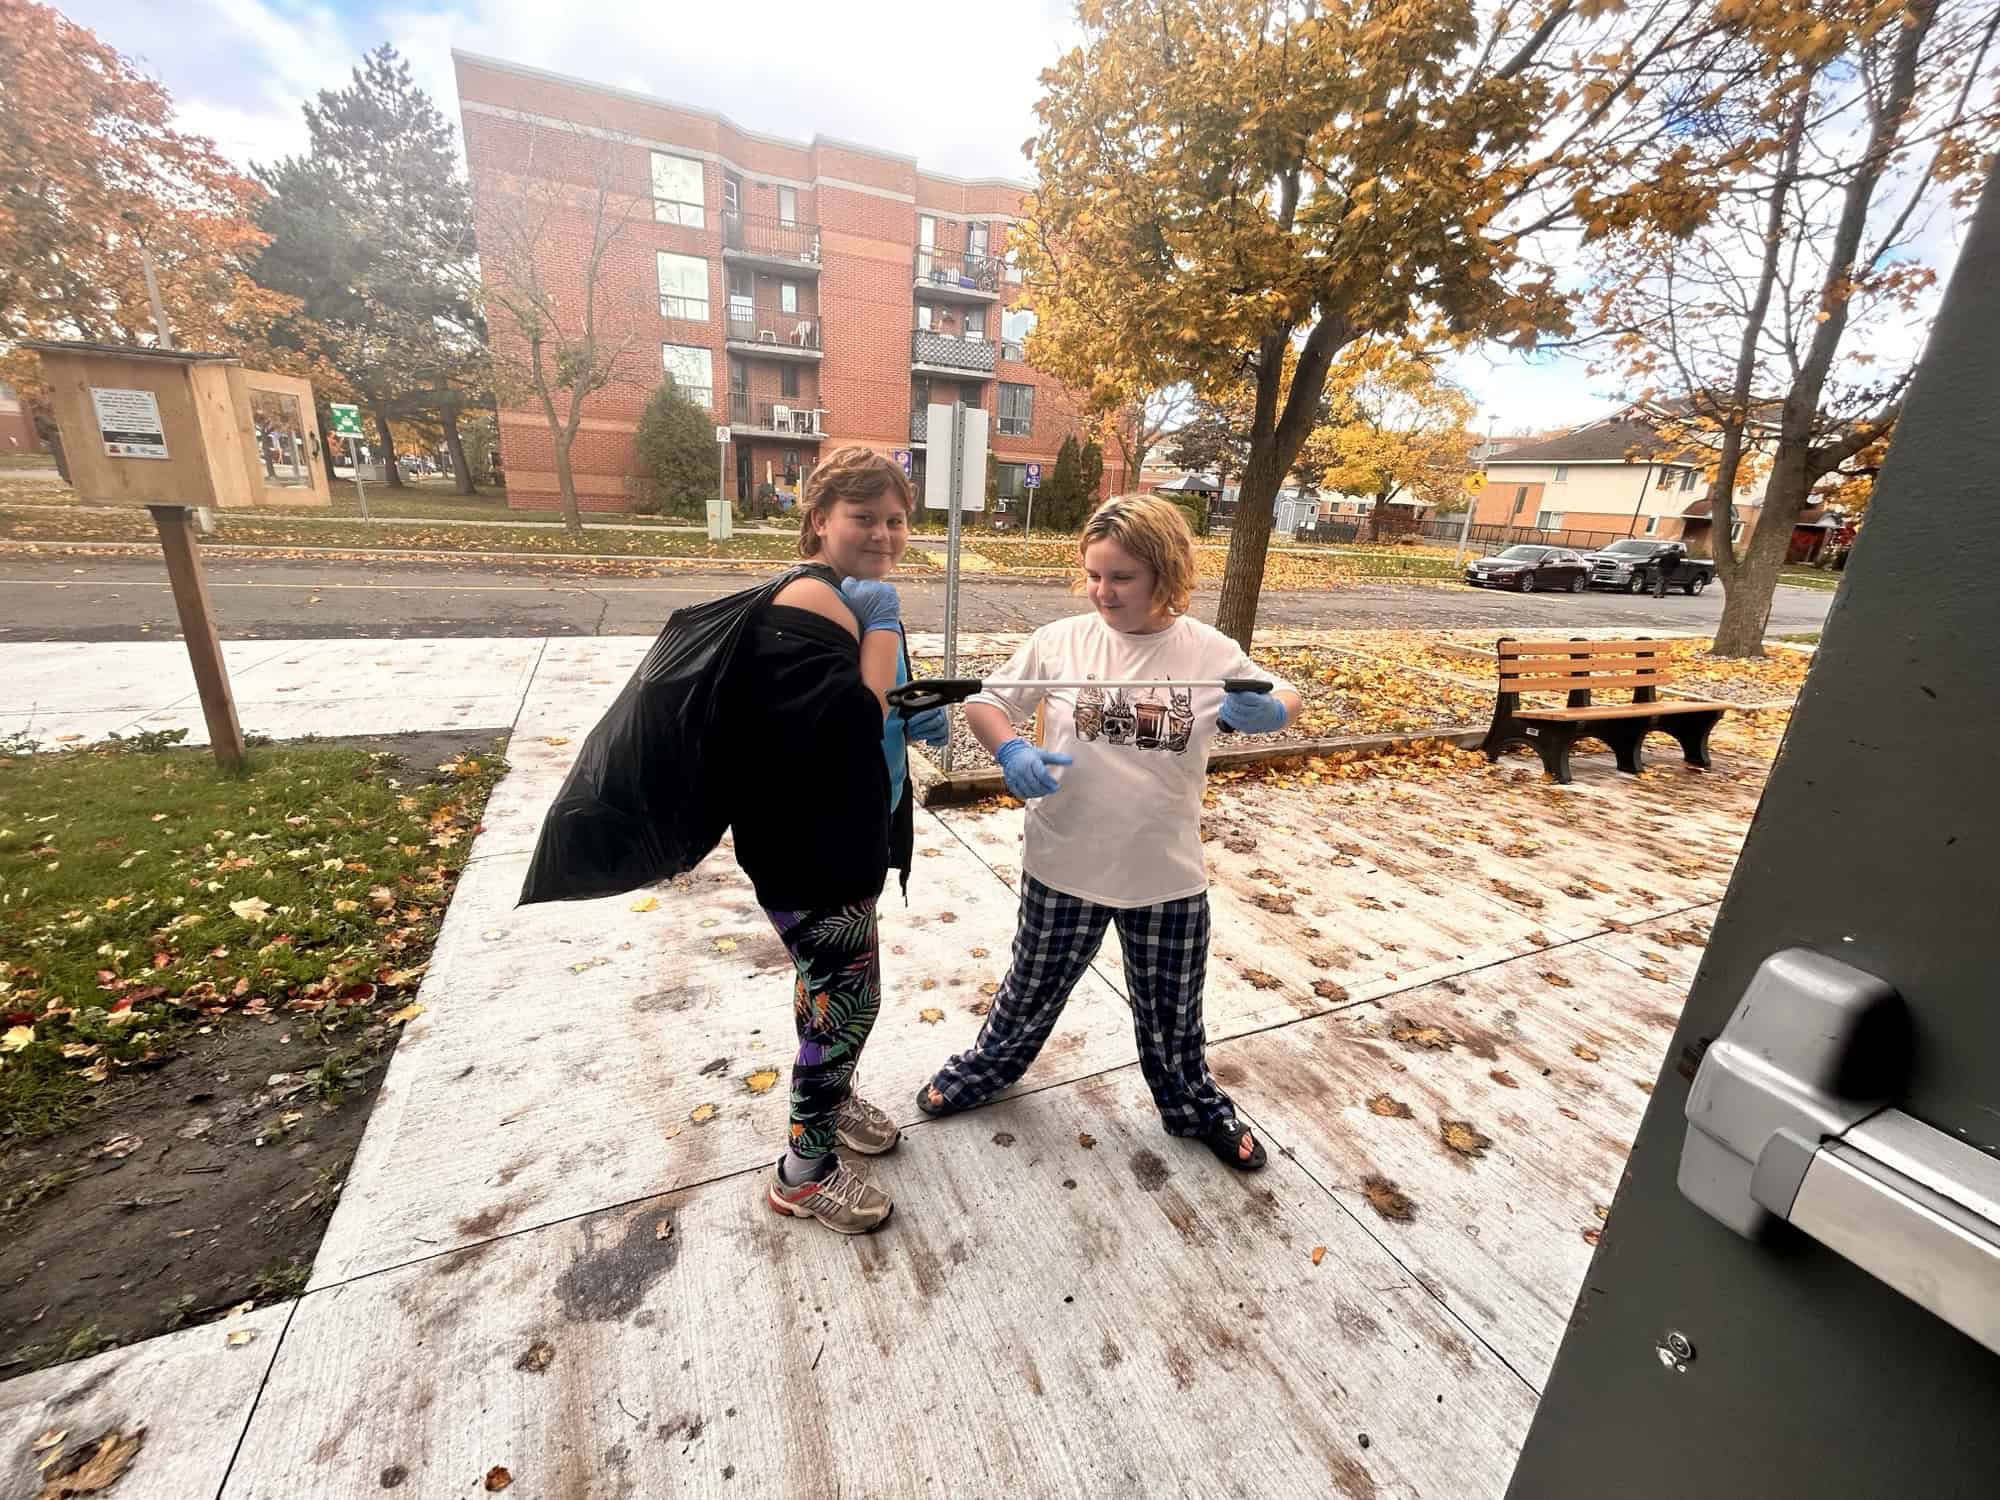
721, 602, 914, 910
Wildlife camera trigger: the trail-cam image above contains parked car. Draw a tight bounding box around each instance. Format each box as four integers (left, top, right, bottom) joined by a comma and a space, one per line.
1583, 538, 1717, 594
1464, 544, 1591, 592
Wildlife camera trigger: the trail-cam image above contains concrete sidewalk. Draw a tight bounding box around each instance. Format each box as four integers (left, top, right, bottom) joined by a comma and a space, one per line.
0, 636, 1763, 1498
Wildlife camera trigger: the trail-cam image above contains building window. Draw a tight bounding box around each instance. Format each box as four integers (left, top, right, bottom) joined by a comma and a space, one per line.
780, 363, 800, 399
777, 186, 797, 226
1004, 247, 1023, 283
995, 462, 1027, 498
968, 221, 989, 258
997, 383, 1034, 437
662, 343, 713, 409
779, 281, 799, 315
656, 251, 708, 321
1730, 520, 1745, 544
963, 308, 986, 341
1536, 510, 1562, 531
1680, 466, 1698, 491
1001, 307, 1034, 361
1512, 485, 1529, 514
722, 174, 740, 212
1642, 515, 1660, 535
1552, 465, 1569, 482
916, 304, 934, 333
650, 153, 704, 227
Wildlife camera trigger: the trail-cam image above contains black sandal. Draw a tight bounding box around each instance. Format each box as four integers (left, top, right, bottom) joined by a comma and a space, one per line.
1203, 1117, 1267, 1171
915, 1081, 970, 1118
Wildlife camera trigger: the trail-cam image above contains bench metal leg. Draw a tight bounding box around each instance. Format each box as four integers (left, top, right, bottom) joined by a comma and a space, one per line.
1598, 718, 1649, 776
1660, 710, 1723, 770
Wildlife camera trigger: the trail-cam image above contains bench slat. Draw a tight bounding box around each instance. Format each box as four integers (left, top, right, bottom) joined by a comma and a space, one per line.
1495, 639, 1671, 658
1517, 701, 1730, 721
1499, 656, 1674, 676
1504, 673, 1684, 694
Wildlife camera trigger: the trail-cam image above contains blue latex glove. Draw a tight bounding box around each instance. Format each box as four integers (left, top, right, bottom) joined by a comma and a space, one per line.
1219, 690, 1289, 734
995, 737, 1073, 799
839, 576, 902, 635
905, 705, 949, 747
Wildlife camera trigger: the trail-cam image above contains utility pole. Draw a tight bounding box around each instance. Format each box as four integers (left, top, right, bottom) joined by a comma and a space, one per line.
1456, 414, 1494, 564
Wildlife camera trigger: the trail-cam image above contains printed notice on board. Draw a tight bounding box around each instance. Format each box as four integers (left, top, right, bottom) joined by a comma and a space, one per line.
90, 386, 170, 459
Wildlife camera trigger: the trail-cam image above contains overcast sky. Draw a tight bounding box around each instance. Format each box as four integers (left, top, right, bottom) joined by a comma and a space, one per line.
69, 0, 1673, 433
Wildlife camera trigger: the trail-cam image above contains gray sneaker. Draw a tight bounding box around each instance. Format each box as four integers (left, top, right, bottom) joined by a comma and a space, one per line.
766, 1155, 893, 1235
834, 1088, 901, 1155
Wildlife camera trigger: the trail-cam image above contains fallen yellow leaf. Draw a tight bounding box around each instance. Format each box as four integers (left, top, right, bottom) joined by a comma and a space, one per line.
542, 736, 571, 746
229, 896, 272, 923
713, 937, 738, 953
387, 1003, 424, 1025
690, 1103, 717, 1125
744, 1069, 780, 1093
918, 1008, 945, 1024
1311, 1245, 1326, 1266
2, 1024, 33, 1053
630, 895, 659, 912
226, 1328, 257, 1347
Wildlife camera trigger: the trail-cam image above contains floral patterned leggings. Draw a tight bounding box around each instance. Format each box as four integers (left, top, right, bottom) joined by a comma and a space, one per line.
765, 899, 882, 1160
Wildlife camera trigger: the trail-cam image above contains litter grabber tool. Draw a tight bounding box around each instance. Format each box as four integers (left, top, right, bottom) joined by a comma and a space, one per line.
888, 677, 1274, 716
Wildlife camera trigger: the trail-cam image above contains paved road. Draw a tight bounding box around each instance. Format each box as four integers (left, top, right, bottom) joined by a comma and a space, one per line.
0, 552, 1834, 642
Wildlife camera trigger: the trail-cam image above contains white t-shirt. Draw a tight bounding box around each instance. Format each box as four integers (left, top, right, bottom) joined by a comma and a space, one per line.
968, 614, 1295, 909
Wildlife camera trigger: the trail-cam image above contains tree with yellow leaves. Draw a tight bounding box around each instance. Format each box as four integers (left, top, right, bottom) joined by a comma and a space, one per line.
1313, 341, 1477, 539
0, 1, 302, 405
1019, 0, 1746, 645
1587, 0, 1999, 655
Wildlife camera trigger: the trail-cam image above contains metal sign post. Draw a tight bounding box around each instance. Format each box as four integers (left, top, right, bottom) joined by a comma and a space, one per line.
710, 425, 734, 541
926, 400, 988, 772
329, 403, 368, 519
1024, 460, 1041, 535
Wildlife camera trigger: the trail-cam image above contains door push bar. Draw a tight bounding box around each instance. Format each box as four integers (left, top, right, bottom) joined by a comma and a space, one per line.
1680, 948, 2000, 1356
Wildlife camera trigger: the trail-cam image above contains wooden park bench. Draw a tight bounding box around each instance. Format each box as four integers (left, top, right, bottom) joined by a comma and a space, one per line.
1481, 637, 1732, 785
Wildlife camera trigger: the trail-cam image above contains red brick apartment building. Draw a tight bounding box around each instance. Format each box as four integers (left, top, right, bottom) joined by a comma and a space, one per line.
453, 51, 1127, 515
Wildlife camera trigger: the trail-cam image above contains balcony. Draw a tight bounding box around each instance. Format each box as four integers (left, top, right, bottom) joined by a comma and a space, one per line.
909, 407, 928, 444
722, 211, 821, 273
911, 329, 997, 377
914, 247, 1003, 302
724, 304, 822, 360
728, 392, 826, 439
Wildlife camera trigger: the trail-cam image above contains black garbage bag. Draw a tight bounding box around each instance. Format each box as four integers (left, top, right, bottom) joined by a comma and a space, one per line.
518, 563, 832, 905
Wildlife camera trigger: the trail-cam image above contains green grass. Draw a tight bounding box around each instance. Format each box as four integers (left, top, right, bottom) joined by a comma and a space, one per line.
1775, 631, 1822, 645
0, 503, 820, 564
1780, 566, 1840, 591
0, 736, 502, 1144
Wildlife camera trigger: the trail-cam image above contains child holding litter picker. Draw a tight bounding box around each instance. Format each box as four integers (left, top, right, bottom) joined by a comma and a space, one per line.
914, 494, 1300, 1170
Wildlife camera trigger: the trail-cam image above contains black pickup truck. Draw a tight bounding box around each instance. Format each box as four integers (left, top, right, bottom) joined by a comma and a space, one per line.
1584, 539, 1718, 595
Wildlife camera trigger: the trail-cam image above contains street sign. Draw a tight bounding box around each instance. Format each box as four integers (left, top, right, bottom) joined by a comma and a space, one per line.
328, 402, 363, 438
714, 425, 730, 445
1025, 462, 1041, 489
892, 448, 912, 476
923, 403, 987, 512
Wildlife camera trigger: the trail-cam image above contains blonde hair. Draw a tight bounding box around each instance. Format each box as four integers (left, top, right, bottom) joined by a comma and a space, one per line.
798, 445, 915, 558
1078, 494, 1197, 616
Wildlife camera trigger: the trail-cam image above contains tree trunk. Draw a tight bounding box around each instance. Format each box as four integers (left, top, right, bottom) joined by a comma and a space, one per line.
440, 408, 475, 495
1214, 445, 1285, 649
1710, 449, 1811, 656
373, 411, 404, 488
550, 431, 585, 534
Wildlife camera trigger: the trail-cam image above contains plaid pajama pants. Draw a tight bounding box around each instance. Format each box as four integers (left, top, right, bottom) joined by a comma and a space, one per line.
928, 875, 1235, 1134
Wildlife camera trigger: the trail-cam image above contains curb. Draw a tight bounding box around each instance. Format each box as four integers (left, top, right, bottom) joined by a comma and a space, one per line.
909, 725, 1487, 808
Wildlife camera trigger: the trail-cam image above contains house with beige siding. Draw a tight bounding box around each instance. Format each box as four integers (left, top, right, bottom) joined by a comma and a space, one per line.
1470, 413, 1775, 554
